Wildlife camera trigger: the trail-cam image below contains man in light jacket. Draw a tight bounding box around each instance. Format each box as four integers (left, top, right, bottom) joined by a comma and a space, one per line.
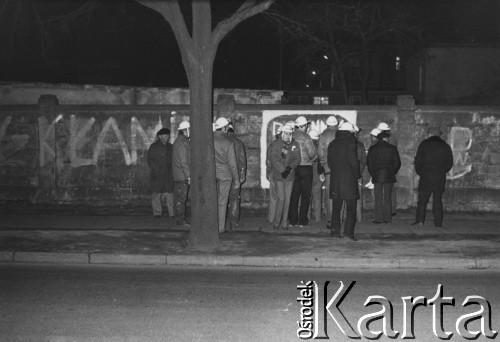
226, 122, 247, 230
213, 117, 240, 234
268, 123, 301, 230
172, 121, 190, 226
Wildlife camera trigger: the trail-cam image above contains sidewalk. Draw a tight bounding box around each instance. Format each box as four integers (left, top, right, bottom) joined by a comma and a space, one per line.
1, 209, 500, 270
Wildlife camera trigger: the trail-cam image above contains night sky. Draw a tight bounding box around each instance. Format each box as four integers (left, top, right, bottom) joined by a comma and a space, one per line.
0, 0, 498, 90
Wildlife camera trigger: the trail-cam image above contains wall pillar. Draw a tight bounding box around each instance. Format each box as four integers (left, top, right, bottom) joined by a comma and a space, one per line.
395, 95, 416, 209
216, 94, 235, 120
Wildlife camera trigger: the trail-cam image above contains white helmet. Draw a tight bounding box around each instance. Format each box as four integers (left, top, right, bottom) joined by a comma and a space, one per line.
338, 122, 355, 132
281, 123, 294, 133
295, 116, 309, 127
370, 128, 382, 137
326, 116, 338, 126
377, 122, 390, 131
178, 121, 190, 130
214, 117, 230, 129
308, 129, 320, 140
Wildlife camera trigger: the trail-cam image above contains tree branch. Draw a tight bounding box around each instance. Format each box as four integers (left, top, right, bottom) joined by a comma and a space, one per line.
137, 0, 193, 53
212, 0, 274, 47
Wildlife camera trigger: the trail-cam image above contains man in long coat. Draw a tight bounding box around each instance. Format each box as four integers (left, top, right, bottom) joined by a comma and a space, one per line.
147, 128, 174, 218
327, 122, 360, 241
412, 127, 454, 227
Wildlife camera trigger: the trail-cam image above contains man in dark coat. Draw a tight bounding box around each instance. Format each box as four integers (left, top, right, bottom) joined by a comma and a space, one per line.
327, 122, 360, 241
412, 127, 454, 227
367, 131, 401, 224
147, 128, 174, 218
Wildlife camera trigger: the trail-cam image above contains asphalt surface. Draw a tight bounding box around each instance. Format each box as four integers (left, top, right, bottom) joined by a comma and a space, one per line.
2, 265, 499, 341
1, 208, 500, 270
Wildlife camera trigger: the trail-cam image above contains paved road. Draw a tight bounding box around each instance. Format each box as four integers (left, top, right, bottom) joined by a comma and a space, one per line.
1, 265, 499, 341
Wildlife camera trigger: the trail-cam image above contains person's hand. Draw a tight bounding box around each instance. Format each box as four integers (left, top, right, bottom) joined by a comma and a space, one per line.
233, 183, 240, 190
281, 166, 292, 179
319, 174, 325, 182
187, 177, 190, 185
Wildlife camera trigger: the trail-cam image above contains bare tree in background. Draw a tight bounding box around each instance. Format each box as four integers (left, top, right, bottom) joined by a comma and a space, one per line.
269, 0, 427, 104
138, 0, 274, 249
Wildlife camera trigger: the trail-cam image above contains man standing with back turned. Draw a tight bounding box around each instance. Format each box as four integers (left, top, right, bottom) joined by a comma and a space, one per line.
227, 122, 247, 230
412, 127, 454, 228
213, 117, 240, 234
327, 122, 360, 241
173, 120, 191, 226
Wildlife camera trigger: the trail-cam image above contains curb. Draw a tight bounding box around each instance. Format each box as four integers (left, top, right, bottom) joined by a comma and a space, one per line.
0, 251, 498, 270
14, 251, 89, 264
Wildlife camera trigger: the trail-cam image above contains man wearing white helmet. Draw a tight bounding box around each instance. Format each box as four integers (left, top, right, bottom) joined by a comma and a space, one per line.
268, 123, 301, 230
173, 121, 191, 226
370, 128, 381, 145
318, 115, 338, 228
367, 129, 401, 224
226, 122, 247, 230
289, 115, 317, 227
376, 121, 398, 216
327, 121, 361, 240
353, 125, 367, 223
213, 117, 240, 234
377, 122, 391, 131
308, 129, 325, 224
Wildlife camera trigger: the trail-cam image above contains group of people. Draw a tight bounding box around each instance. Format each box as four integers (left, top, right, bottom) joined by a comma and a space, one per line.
149, 114, 454, 241
146, 121, 191, 227
146, 117, 247, 235
266, 116, 454, 241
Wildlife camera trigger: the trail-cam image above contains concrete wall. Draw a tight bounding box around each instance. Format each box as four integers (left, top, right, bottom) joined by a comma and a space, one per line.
1, 95, 500, 213
0, 82, 283, 105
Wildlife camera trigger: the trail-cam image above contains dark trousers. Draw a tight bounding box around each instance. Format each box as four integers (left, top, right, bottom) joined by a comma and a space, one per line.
288, 165, 313, 225
416, 190, 443, 226
173, 181, 189, 221
332, 199, 357, 237
374, 183, 393, 223
228, 181, 241, 225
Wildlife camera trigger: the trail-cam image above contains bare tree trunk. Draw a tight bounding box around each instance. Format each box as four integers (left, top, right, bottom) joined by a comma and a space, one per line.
328, 32, 349, 104
187, 57, 219, 249
138, 0, 274, 249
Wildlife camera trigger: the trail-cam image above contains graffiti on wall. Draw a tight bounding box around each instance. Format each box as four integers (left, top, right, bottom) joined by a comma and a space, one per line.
260, 110, 357, 188
447, 127, 473, 180
0, 116, 30, 166
2, 113, 168, 169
